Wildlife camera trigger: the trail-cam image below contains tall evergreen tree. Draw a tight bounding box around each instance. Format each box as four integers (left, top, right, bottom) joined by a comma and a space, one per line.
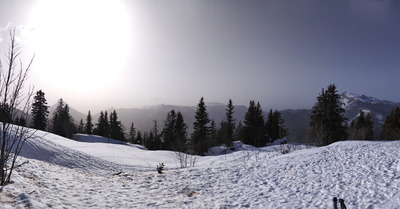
349, 111, 374, 140
94, 111, 106, 136
161, 110, 177, 150
78, 119, 84, 133
31, 90, 49, 130
144, 120, 161, 150
136, 130, 143, 145
128, 122, 136, 143
309, 84, 348, 146
174, 112, 188, 152
109, 110, 125, 142
380, 106, 400, 140
51, 99, 76, 138
235, 121, 244, 142
208, 119, 218, 148
242, 100, 267, 147
265, 109, 288, 142
190, 97, 210, 155
224, 99, 236, 147
84, 111, 93, 134
104, 111, 109, 137
161, 110, 188, 151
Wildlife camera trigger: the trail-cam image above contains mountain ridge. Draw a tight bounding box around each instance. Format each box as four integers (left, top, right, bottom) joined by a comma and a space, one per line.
49, 92, 400, 141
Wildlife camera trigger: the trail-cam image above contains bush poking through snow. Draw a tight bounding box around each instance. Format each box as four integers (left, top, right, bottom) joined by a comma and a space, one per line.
173, 152, 197, 169
157, 163, 165, 174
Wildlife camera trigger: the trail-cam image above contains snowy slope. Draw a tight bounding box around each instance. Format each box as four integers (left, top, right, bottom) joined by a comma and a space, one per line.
1, 131, 400, 208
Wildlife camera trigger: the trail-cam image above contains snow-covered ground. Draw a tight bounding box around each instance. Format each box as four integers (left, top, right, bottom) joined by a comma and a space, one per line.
1, 132, 400, 208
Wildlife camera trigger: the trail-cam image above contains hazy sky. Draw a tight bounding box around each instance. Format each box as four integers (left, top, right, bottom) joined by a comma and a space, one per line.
0, 0, 399, 113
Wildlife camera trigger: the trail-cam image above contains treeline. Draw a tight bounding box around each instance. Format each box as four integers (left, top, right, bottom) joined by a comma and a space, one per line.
123, 97, 288, 155
10, 85, 400, 153
27, 90, 126, 141
26, 91, 289, 155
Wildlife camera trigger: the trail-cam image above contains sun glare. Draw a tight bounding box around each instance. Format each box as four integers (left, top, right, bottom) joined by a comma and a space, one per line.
27, 0, 131, 93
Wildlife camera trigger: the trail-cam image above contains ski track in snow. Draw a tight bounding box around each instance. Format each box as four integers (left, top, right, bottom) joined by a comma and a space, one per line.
1, 132, 400, 208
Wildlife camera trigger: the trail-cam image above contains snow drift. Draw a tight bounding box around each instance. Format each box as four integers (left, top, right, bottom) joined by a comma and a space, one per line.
1, 130, 400, 208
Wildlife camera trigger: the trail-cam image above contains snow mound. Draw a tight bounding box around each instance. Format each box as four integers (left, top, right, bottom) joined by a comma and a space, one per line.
3, 129, 400, 208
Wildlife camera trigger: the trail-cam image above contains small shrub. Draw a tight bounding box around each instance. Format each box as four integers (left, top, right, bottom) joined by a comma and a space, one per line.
156, 163, 165, 174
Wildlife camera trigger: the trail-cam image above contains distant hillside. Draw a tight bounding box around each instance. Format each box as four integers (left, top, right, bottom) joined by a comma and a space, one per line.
92, 103, 248, 134
49, 92, 399, 141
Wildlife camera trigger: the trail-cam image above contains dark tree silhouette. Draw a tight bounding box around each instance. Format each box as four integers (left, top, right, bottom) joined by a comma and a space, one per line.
380, 106, 400, 140
84, 111, 93, 134
349, 111, 373, 140
265, 109, 288, 142
190, 97, 210, 155
309, 84, 348, 146
222, 99, 236, 147
51, 99, 76, 138
242, 100, 267, 147
109, 110, 125, 142
128, 122, 136, 143
161, 110, 176, 150
31, 90, 49, 131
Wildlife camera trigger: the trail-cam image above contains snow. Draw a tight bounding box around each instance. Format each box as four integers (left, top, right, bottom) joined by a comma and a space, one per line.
2, 130, 400, 208
342, 91, 398, 107
375, 114, 385, 125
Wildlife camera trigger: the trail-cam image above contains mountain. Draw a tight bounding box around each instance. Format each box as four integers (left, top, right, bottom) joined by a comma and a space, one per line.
281, 92, 400, 142
49, 92, 399, 141
340, 91, 400, 139
92, 103, 248, 134
48, 102, 86, 123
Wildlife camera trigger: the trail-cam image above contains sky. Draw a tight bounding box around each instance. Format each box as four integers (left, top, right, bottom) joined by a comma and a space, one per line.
0, 0, 399, 114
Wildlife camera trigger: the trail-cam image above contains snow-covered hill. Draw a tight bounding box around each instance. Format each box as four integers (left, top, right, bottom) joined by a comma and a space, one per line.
1, 131, 400, 208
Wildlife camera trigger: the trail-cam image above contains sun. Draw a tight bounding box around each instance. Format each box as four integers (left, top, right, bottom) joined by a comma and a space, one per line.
26, 0, 131, 93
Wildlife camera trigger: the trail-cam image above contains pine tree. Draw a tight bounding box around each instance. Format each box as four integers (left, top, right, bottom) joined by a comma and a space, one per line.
242, 100, 267, 147
216, 121, 227, 145
224, 99, 236, 147
349, 111, 374, 140
109, 110, 125, 142
190, 97, 210, 155
161, 110, 177, 150
174, 112, 188, 152
208, 119, 218, 148
128, 122, 136, 143
94, 111, 106, 137
161, 110, 188, 151
265, 109, 288, 142
78, 119, 84, 133
51, 99, 76, 138
235, 121, 244, 142
380, 106, 400, 140
31, 90, 49, 131
136, 130, 143, 145
145, 121, 161, 150
309, 84, 348, 146
84, 111, 93, 134
104, 111, 109, 138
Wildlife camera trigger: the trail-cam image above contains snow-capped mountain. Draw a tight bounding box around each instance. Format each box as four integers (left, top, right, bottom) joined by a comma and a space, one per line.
281, 92, 400, 141
340, 92, 400, 138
